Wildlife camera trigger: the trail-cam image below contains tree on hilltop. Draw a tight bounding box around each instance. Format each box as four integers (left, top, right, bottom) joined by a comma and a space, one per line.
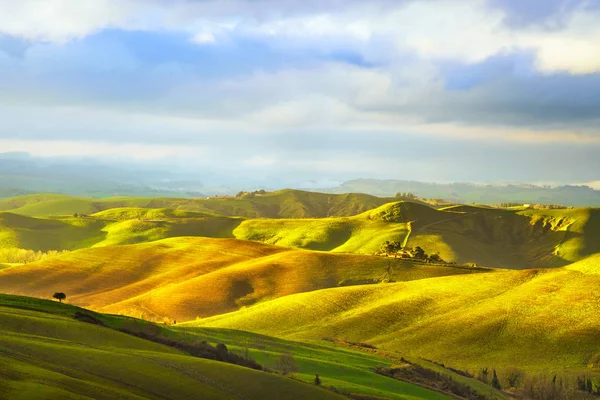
52, 292, 66, 302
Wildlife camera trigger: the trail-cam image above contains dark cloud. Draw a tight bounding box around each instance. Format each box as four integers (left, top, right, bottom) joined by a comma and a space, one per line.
487, 0, 586, 28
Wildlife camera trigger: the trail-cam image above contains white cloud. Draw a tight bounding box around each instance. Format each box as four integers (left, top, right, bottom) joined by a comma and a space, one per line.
0, 0, 144, 42
1, 0, 599, 74
191, 32, 216, 44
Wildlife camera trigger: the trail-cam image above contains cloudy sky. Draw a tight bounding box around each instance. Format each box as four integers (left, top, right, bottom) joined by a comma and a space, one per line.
1, 0, 599, 186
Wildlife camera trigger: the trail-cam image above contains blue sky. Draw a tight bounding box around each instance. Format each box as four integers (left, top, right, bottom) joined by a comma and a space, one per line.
0, 0, 599, 187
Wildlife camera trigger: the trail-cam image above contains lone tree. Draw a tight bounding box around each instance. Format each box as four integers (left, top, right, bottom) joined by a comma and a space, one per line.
52, 292, 66, 303
314, 374, 322, 386
491, 369, 502, 389
216, 343, 229, 362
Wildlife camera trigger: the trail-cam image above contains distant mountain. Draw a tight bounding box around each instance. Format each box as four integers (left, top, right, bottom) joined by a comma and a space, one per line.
324, 179, 600, 206
0, 154, 209, 198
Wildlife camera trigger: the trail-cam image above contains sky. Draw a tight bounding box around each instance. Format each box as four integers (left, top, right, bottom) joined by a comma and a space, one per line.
0, 0, 599, 187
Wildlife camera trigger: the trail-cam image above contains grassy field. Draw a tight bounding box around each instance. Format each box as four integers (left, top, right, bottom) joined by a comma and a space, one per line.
0, 294, 349, 400
189, 254, 600, 374
0, 237, 482, 322
0, 294, 457, 400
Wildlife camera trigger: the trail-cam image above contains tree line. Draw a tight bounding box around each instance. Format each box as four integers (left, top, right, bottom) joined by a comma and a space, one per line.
380, 241, 444, 263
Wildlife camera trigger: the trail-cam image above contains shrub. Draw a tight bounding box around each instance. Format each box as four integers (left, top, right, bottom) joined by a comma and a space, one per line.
274, 353, 298, 376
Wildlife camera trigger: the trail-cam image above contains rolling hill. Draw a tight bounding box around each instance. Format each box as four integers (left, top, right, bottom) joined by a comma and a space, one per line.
0, 237, 484, 322
0, 191, 600, 269
0, 294, 349, 400
0, 294, 460, 400
189, 254, 600, 374
0, 190, 391, 218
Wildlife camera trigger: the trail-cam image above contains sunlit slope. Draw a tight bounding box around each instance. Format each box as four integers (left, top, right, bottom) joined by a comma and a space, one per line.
92, 207, 221, 220
0, 297, 344, 400
0, 211, 242, 251
0, 212, 106, 251
234, 201, 600, 268
93, 209, 242, 247
0, 237, 481, 321
0, 190, 390, 218
233, 201, 424, 253
192, 255, 600, 372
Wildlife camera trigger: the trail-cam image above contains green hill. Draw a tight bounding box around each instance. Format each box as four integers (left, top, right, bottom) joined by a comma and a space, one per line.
0, 237, 483, 322
1, 197, 599, 270
232, 201, 424, 254
405, 206, 600, 269
0, 294, 461, 400
190, 255, 600, 374
0, 294, 347, 400
0, 190, 391, 218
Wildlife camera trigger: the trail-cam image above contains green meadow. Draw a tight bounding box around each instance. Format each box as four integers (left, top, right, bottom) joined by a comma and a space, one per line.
0, 294, 455, 400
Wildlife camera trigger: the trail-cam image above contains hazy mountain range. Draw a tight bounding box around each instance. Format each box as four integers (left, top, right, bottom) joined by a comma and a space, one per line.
2, 152, 599, 206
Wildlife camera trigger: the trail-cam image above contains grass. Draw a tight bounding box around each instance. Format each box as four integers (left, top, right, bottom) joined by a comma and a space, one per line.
189, 254, 600, 374
0, 294, 349, 400
0, 294, 452, 400
0, 237, 482, 322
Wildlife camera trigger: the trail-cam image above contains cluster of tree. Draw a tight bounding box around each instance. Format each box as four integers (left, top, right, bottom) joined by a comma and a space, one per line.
477, 367, 502, 390
498, 202, 568, 210
118, 328, 263, 371
376, 363, 489, 400
0, 248, 70, 264
380, 241, 445, 263
235, 189, 267, 198
395, 192, 417, 200
72, 213, 89, 217
476, 367, 599, 399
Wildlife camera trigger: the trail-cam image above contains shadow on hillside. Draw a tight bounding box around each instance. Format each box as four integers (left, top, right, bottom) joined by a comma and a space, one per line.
410, 209, 580, 269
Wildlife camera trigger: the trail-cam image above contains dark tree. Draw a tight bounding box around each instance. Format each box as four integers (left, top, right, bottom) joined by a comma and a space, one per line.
428, 253, 444, 263
479, 367, 489, 384
491, 369, 501, 389
413, 246, 426, 259
216, 343, 229, 361
52, 292, 66, 302
381, 241, 402, 257
504, 368, 524, 388
314, 374, 322, 386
